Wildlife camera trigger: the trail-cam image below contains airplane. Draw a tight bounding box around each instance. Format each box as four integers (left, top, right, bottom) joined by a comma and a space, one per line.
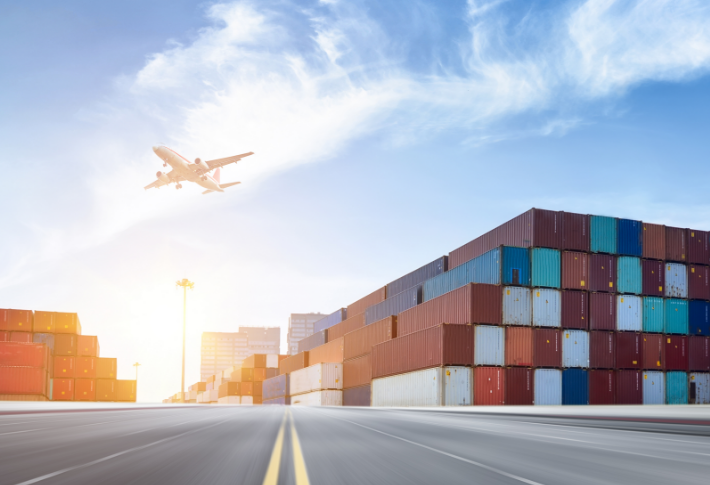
144, 145, 254, 194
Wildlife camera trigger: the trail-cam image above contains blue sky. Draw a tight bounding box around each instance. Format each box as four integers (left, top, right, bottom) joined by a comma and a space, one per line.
2, 0, 710, 401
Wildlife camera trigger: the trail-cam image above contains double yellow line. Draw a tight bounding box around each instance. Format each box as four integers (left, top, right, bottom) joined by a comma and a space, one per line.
262, 409, 310, 485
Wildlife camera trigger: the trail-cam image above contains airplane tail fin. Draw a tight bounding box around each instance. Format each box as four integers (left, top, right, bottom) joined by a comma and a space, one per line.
219, 181, 241, 189
212, 167, 221, 183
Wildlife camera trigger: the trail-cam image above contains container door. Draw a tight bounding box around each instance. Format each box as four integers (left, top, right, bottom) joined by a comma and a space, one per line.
690, 381, 697, 404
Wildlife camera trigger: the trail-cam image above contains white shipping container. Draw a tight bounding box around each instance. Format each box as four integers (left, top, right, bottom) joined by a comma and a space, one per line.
532, 288, 561, 327
290, 363, 343, 396
690, 373, 710, 404
291, 390, 343, 406
616, 295, 642, 331
643, 371, 665, 405
241, 396, 254, 405
562, 330, 589, 368
218, 396, 241, 404
534, 369, 562, 405
665, 263, 688, 298
209, 389, 219, 403
502, 287, 532, 326
266, 354, 281, 369
372, 367, 472, 407
474, 326, 505, 366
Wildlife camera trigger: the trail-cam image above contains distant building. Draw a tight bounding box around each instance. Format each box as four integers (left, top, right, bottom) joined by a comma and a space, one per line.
200, 327, 280, 381
287, 313, 326, 355
240, 326, 280, 356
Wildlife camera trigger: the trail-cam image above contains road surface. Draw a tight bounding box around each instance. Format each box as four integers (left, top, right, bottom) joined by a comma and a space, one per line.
1, 405, 709, 484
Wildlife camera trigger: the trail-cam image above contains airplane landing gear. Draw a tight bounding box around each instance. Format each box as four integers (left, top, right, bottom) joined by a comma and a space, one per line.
175, 183, 183, 190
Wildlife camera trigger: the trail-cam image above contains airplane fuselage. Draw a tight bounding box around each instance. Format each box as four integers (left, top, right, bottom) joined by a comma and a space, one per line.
153, 146, 224, 192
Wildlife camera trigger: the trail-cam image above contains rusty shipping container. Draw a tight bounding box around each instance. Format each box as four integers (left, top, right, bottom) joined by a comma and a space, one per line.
589, 293, 616, 330
689, 336, 710, 371
397, 284, 501, 337
279, 352, 309, 375
688, 265, 710, 301
96, 357, 117, 379
533, 328, 561, 368
562, 212, 590, 252
33, 311, 55, 333
561, 252, 589, 290
616, 332, 642, 369
561, 290, 588, 330
308, 337, 345, 365
642, 223, 665, 260
343, 316, 396, 361
326, 313, 366, 341
505, 327, 533, 367
0, 367, 47, 395
664, 335, 689, 371
0, 342, 49, 368
55, 312, 81, 335
641, 259, 665, 297
688, 229, 710, 265
347, 287, 386, 318
343, 354, 371, 389
75, 379, 96, 401
588, 254, 616, 293
589, 370, 615, 405
505, 367, 533, 405
474, 367, 505, 405
77, 335, 100, 357
616, 370, 642, 404
448, 208, 562, 269
666, 226, 687, 262
589, 331, 615, 369
642, 333, 664, 370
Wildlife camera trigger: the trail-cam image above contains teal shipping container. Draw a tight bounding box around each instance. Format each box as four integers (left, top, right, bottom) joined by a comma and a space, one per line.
665, 299, 689, 335
530, 248, 560, 289
666, 371, 688, 405
642, 297, 664, 333
617, 257, 641, 295
590, 216, 617, 254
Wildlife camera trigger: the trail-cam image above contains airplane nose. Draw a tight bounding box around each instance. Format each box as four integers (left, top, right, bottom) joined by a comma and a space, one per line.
152, 146, 161, 153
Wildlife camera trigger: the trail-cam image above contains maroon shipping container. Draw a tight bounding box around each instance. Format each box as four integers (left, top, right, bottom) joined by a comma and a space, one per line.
0, 367, 47, 395
642, 223, 665, 261
588, 254, 616, 293
666, 226, 687, 262
616, 333, 642, 369
0, 342, 49, 368
347, 287, 386, 317
448, 208, 562, 269
561, 290, 588, 329
589, 331, 615, 369
533, 328, 561, 368
589, 370, 615, 405
642, 333, 664, 370
474, 367, 505, 405
343, 316, 396, 361
371, 324, 473, 379
689, 336, 710, 371
561, 252, 589, 290
616, 370, 642, 405
397, 284, 501, 337
505, 367, 533, 405
641, 259, 665, 297
505, 327, 533, 366
688, 265, 710, 301
326, 313, 366, 341
664, 335, 689, 371
688, 229, 710, 265
589, 293, 616, 330
562, 212, 590, 252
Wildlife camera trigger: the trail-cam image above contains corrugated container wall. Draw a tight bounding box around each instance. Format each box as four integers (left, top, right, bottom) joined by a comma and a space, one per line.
666, 371, 688, 404
617, 295, 642, 332
617, 219, 642, 257
562, 212, 589, 252
532, 289, 561, 327
664, 335, 688, 371
642, 297, 664, 333
665, 299, 689, 335
326, 313, 366, 341
343, 316, 396, 361
473, 367, 505, 405
505, 327, 533, 366
308, 337, 344, 365
347, 288, 386, 318
561, 252, 588, 290
372, 367, 472, 407
665, 263, 688, 298
474, 326, 504, 366
617, 257, 641, 295
343, 385, 370, 406
588, 254, 617, 293
589, 331, 615, 369
279, 352, 309, 375
690, 373, 710, 404
616, 332, 642, 369
534, 369, 562, 405
688, 229, 710, 265
590, 216, 617, 254
561, 291, 587, 330
289, 363, 342, 396
689, 337, 710, 371
689, 301, 710, 336
291, 390, 342, 406
313, 309, 346, 333
688, 265, 710, 301
617, 370, 642, 404
506, 367, 534, 405
589, 370, 615, 405
642, 223, 665, 260
665, 226, 687, 263
386, 256, 447, 297
502, 287, 532, 326
641, 259, 664, 297
298, 330, 328, 353
642, 333, 663, 370
263, 375, 289, 400
562, 369, 589, 405
562, 330, 589, 368
365, 285, 420, 325
530, 248, 561, 289
343, 354, 371, 389
589, 293, 616, 331
533, 329, 561, 368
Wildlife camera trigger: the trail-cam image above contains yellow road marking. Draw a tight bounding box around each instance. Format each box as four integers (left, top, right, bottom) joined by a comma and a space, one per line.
289, 410, 311, 485
262, 411, 287, 485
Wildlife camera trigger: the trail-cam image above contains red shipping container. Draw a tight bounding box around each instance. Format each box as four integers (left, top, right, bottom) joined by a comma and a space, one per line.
589, 293, 616, 330
505, 327, 533, 366
326, 313, 366, 341
642, 223, 665, 261
688, 229, 710, 265
96, 357, 117, 379
371, 323, 473, 379
616, 333, 642, 369
616, 370, 642, 404
0, 367, 47, 395
347, 287, 387, 317
0, 342, 49, 368
505, 367, 533, 405
0, 331, 7, 342
666, 226, 687, 262
398, 284, 501, 336
474, 367, 505, 405
664, 335, 688, 371
689, 336, 710, 371
561, 290, 588, 329
533, 328, 561, 368
96, 379, 116, 401
75, 379, 96, 401
589, 370, 615, 405
55, 334, 78, 356
0, 309, 7, 331
52, 378, 74, 401
6, 309, 32, 332
343, 316, 396, 360
9, 332, 32, 343
77, 336, 100, 357
54, 356, 76, 378
343, 354, 371, 389
642, 333, 664, 370
76, 356, 97, 378
589, 331, 615, 369
33, 311, 55, 333
588, 254, 616, 293
55, 312, 81, 335
641, 259, 665, 297
561, 252, 589, 290
562, 212, 590, 252
688, 265, 710, 300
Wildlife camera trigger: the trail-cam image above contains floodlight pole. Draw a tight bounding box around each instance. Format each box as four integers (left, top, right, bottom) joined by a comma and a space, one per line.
133, 362, 141, 382
176, 278, 194, 403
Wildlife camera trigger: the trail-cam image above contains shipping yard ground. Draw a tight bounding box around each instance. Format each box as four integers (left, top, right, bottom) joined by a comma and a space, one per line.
2, 406, 710, 484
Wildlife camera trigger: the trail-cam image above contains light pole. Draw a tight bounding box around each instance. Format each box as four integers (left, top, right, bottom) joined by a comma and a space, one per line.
176, 278, 194, 403
133, 362, 141, 401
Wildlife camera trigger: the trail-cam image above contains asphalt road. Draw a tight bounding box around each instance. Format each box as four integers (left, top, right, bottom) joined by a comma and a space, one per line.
1, 405, 710, 485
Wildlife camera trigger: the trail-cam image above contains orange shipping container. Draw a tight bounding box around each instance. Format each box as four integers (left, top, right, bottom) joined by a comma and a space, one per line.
0, 394, 49, 401
240, 381, 263, 396
243, 354, 266, 369
347, 287, 387, 317
77, 336, 100, 357
279, 352, 309, 375
55, 312, 81, 335
253, 368, 278, 382
10, 332, 32, 343
343, 316, 396, 361
308, 337, 345, 365
116, 380, 137, 401
343, 354, 371, 389
6, 309, 33, 332
54, 356, 76, 378
76, 357, 97, 378
33, 311, 55, 333
0, 331, 7, 341
96, 358, 117, 379
75, 379, 96, 401
231, 368, 254, 382
52, 378, 74, 400
326, 313, 367, 341
96, 379, 116, 401
0, 368, 47, 395
55, 334, 78, 356
505, 327, 533, 366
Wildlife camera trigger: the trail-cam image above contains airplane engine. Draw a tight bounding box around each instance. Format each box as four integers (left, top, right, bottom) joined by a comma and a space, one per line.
194, 158, 209, 171
156, 171, 170, 183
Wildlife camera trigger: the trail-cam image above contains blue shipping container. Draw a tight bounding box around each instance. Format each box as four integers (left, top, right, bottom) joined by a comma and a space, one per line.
642, 297, 664, 333
665, 299, 689, 335
314, 308, 347, 333
617, 256, 642, 295
530, 248, 560, 289
590, 215, 617, 254
263, 374, 290, 400
32, 333, 55, 354
562, 369, 589, 405
666, 371, 688, 405
617, 219, 643, 257
689, 300, 710, 336
386, 256, 447, 297
263, 397, 291, 405
298, 329, 328, 353
365, 285, 421, 325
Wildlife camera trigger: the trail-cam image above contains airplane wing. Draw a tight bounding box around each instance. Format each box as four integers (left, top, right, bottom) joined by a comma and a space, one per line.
144, 170, 183, 190
205, 152, 254, 170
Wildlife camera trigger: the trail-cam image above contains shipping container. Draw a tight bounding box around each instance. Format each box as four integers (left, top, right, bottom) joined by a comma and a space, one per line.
55, 312, 81, 335
474, 367, 505, 405
76, 356, 96, 378
189, 382, 207, 392
343, 385, 370, 406
0, 342, 49, 367
77, 336, 99, 357
279, 352, 309, 376
562, 211, 589, 252
666, 226, 687, 262
616, 370, 642, 405
502, 287, 532, 326
75, 379, 96, 401
689, 300, 710, 336
399, 284, 501, 336
616, 332, 642, 369
642, 297, 664, 333
533, 328, 561, 368
9, 332, 31, 343
298, 330, 328, 353
589, 370, 615, 405
6, 309, 33, 332
505, 327, 533, 366
688, 265, 710, 301
642, 333, 664, 370
372, 366, 472, 407
616, 295, 642, 332
0, 368, 47, 395
665, 299, 689, 335
617, 257, 642, 295
534, 369, 562, 405
561, 290, 588, 330
263, 374, 289, 400
253, 368, 279, 382
343, 354, 371, 389
688, 229, 710, 265
689, 373, 710, 404
53, 356, 75, 378
263, 397, 291, 405
506, 367, 534, 405
588, 254, 617, 292
230, 368, 253, 382
52, 378, 74, 401
664, 335, 689, 371
689, 336, 710, 371
326, 313, 366, 341
561, 252, 589, 290
642, 223, 665, 260
589, 331, 615, 369
313, 309, 346, 333
290, 363, 342, 396
530, 248, 561, 289
642, 371, 665, 404
308, 337, 345, 365
386, 256, 447, 296
617, 219, 642, 257
590, 216, 617, 254
0, 331, 6, 342
240, 381, 261, 397
641, 259, 665, 297
666, 371, 688, 404
33, 311, 55, 333
532, 288, 561, 327
562, 330, 589, 368
218, 382, 241, 398
217, 396, 241, 404
348, 288, 386, 318
365, 285, 420, 325
562, 369, 588, 405
96, 357, 117, 379
589, 292, 616, 330
116, 380, 137, 401
243, 354, 267, 368
448, 208, 562, 269
54, 334, 77, 356
474, 326, 504, 366
665, 263, 688, 298
343, 316, 396, 361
